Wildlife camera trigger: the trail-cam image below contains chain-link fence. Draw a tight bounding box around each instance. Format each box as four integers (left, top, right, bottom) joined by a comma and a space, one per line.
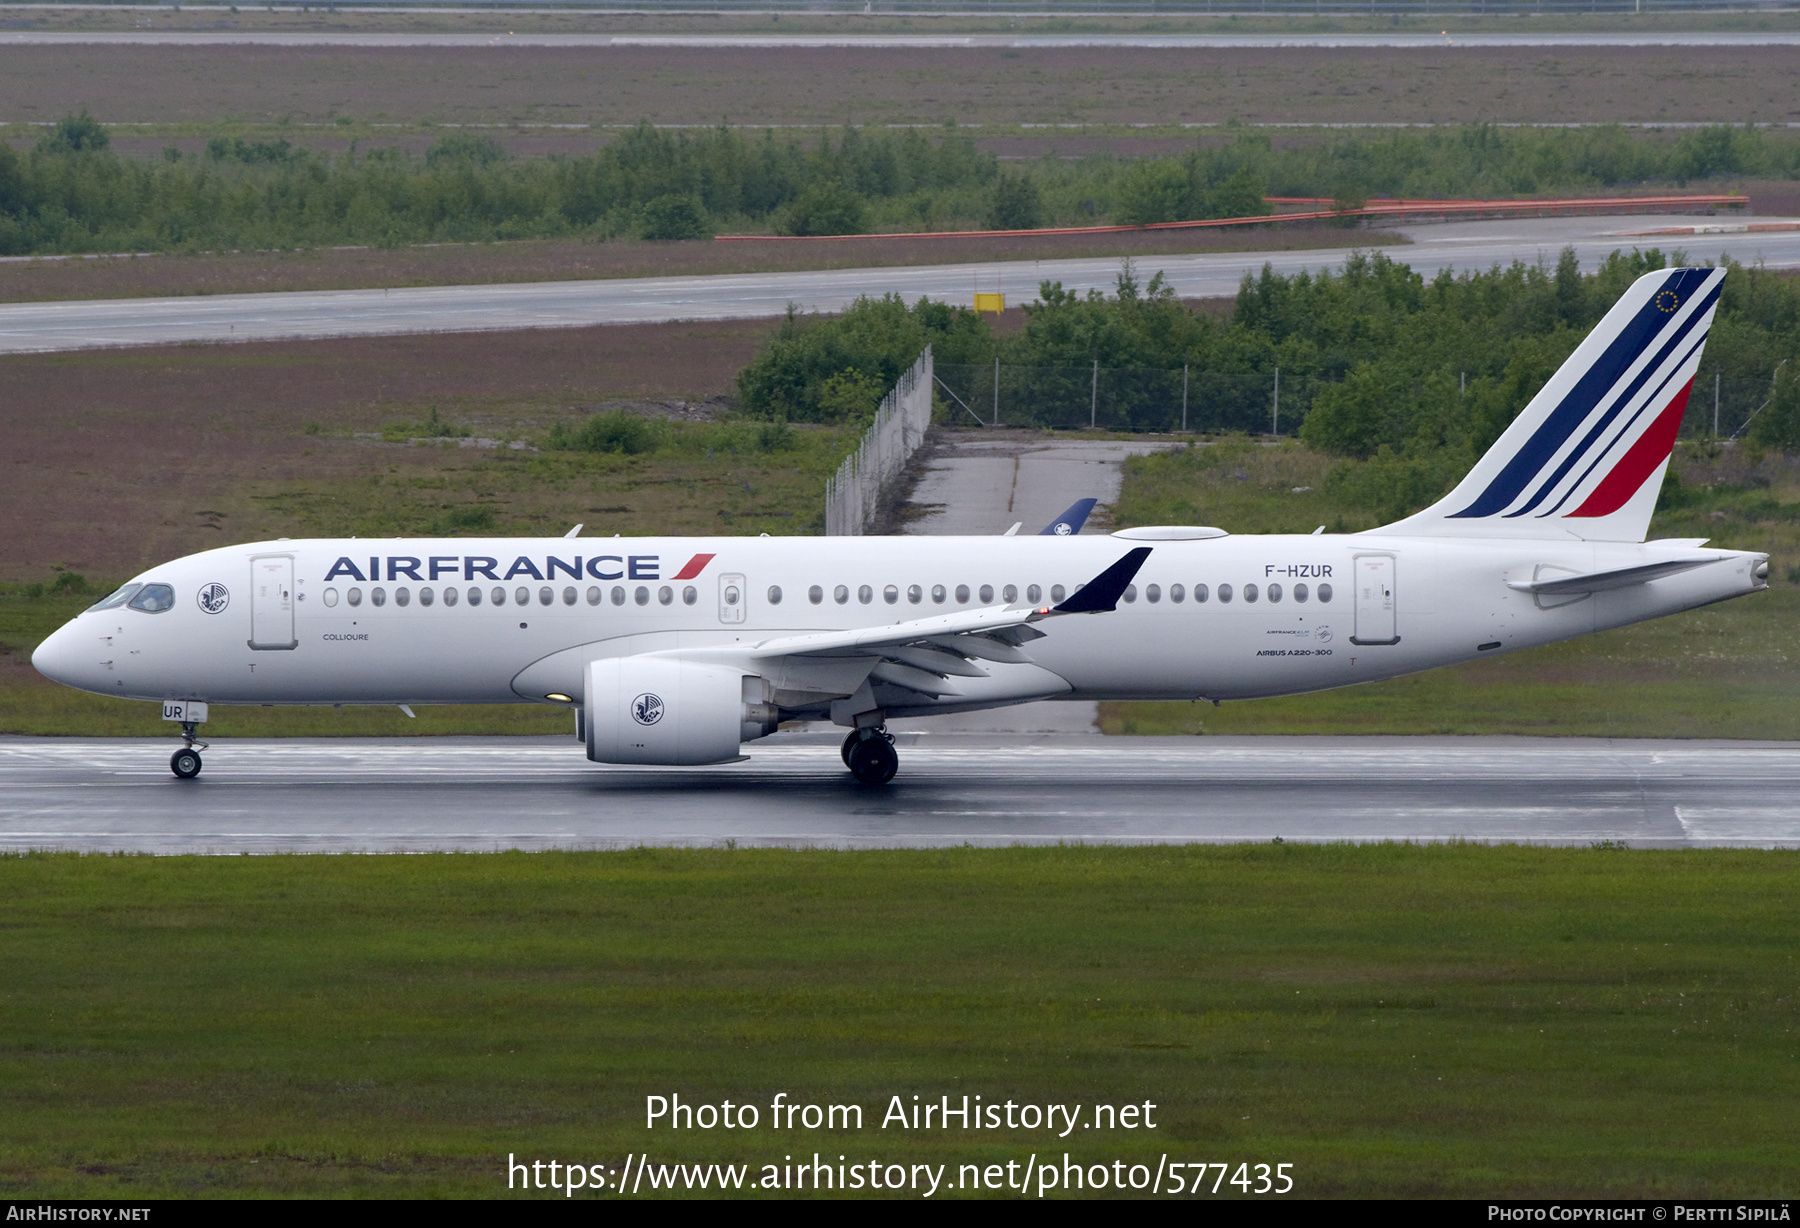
825, 346, 933, 536
936, 363, 1787, 442
935, 364, 1318, 435
1686, 370, 1785, 441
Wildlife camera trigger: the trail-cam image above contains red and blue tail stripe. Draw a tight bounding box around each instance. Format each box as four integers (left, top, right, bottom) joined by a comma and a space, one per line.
1378, 266, 1725, 543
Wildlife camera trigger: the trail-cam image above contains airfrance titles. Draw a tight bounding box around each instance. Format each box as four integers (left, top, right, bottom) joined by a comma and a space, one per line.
321, 551, 716, 585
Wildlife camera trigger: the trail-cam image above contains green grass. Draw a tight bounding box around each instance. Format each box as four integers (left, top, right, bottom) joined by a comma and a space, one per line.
2, 845, 1797, 1198
1105, 438, 1800, 738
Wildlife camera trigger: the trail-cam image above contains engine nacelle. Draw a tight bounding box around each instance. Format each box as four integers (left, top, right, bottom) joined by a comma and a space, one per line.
585, 657, 779, 765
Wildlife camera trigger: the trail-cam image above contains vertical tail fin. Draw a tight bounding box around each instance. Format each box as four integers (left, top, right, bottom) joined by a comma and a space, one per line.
1372, 266, 1724, 543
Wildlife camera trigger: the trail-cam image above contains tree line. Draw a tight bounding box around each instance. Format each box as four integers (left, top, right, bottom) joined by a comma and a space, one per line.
3, 112, 1798, 255
735, 251, 1800, 520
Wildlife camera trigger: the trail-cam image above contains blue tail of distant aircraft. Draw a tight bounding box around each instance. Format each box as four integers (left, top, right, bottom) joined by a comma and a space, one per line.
1039, 498, 1098, 536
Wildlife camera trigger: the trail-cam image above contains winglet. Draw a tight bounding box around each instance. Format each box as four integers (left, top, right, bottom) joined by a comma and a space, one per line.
1050, 547, 1153, 614
1039, 498, 1098, 536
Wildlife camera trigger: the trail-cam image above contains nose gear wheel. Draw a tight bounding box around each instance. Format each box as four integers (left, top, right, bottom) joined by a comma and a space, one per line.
170, 748, 202, 779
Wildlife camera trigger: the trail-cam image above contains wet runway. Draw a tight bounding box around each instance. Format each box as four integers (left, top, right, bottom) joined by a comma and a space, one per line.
5, 31, 1800, 48
5, 216, 1797, 354
5, 734, 1799, 854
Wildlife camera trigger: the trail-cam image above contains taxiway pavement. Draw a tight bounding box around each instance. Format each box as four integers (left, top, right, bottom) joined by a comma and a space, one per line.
4, 734, 1797, 854
3, 215, 1794, 354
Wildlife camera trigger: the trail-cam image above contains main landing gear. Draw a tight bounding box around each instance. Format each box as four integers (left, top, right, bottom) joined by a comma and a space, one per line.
841, 726, 898, 786
170, 721, 207, 780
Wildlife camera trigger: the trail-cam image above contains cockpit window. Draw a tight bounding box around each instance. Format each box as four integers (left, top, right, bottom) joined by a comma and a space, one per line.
127, 583, 176, 613
87, 583, 142, 612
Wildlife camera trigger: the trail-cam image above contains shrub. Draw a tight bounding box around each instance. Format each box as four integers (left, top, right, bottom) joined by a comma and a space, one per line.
638, 193, 711, 241
36, 110, 108, 155
736, 295, 992, 421
545, 411, 668, 454
780, 181, 869, 237
985, 172, 1042, 231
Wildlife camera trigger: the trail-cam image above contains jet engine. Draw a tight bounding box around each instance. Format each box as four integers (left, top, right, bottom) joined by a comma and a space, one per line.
585, 657, 779, 765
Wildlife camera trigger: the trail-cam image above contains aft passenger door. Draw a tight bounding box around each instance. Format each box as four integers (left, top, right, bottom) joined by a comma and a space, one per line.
249, 555, 297, 650
1350, 553, 1399, 646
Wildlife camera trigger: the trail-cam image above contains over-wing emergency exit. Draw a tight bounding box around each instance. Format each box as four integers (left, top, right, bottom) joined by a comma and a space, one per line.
34, 269, 1766, 784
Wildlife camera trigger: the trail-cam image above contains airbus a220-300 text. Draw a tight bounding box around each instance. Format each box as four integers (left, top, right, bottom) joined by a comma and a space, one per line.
32, 269, 1767, 784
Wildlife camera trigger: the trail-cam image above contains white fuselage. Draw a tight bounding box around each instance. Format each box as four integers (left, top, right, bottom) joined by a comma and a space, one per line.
31, 532, 1768, 716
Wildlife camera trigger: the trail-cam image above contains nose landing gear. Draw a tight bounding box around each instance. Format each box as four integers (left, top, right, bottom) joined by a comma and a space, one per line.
170, 720, 207, 779
842, 726, 898, 786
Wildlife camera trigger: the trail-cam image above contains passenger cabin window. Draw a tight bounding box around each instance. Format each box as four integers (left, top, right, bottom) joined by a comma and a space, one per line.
562, 587, 576, 606
420, 587, 435, 607
809, 585, 823, 605
1145, 583, 1161, 604
659, 586, 673, 605
492, 587, 507, 606
347, 587, 363, 608
1217, 584, 1232, 604
396, 587, 411, 607
683, 586, 697, 606
1002, 584, 1017, 603
931, 584, 946, 604
767, 586, 782, 605
371, 586, 387, 607
1193, 583, 1208, 603
468, 587, 482, 607
635, 587, 650, 606
907, 584, 922, 604
858, 585, 873, 605
611, 587, 625, 606
980, 584, 994, 603
955, 584, 970, 604
323, 588, 340, 608
1026, 584, 1041, 604
1318, 582, 1334, 603
1170, 583, 1185, 603
127, 584, 176, 613
443, 587, 458, 607
1267, 583, 1282, 603
1122, 584, 1137, 604
834, 585, 849, 605
884, 585, 898, 605
1294, 583, 1308, 603
586, 586, 601, 606
1050, 584, 1065, 603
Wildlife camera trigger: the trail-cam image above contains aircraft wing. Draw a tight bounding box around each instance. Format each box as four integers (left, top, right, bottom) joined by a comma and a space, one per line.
738, 547, 1151, 701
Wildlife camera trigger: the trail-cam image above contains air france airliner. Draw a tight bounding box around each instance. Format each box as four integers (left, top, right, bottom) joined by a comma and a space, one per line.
32, 268, 1768, 784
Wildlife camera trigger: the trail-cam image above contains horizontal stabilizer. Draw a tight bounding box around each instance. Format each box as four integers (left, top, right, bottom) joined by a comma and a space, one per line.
1506, 558, 1714, 596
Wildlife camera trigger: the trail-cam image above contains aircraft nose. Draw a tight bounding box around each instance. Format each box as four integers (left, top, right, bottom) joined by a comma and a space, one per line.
31, 618, 92, 690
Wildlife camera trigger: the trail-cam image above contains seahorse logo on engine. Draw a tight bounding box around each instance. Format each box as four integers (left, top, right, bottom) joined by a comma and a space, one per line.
631, 693, 665, 726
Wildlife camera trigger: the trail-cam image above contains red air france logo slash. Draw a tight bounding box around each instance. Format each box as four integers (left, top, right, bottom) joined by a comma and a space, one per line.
671, 553, 716, 581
